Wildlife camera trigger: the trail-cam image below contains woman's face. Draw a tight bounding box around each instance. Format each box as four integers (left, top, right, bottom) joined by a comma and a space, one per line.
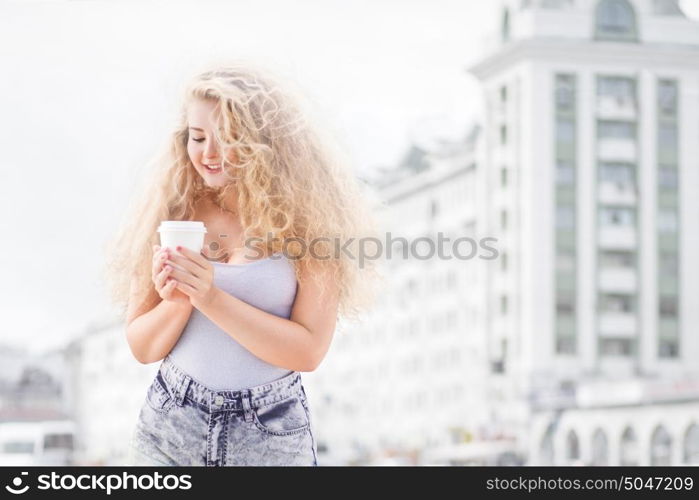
186, 98, 237, 188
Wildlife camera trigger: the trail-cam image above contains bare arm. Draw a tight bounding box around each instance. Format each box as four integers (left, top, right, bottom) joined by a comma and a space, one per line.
125, 281, 194, 364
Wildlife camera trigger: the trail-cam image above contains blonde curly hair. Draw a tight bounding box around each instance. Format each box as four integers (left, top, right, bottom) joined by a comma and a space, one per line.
102, 59, 385, 325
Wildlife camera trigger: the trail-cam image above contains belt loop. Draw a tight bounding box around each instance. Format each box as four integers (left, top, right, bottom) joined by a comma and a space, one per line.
241, 389, 253, 422
174, 373, 191, 407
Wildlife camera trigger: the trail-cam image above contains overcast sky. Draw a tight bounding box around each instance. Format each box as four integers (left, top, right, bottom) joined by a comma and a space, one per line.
0, 0, 697, 353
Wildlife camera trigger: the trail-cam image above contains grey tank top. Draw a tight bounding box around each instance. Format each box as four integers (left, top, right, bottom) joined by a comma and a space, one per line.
168, 251, 297, 391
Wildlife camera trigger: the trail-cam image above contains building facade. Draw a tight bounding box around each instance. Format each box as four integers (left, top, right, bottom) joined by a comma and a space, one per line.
304, 0, 699, 466
469, 0, 699, 465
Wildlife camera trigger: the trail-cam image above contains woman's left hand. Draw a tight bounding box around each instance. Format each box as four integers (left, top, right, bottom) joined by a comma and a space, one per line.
165, 246, 218, 309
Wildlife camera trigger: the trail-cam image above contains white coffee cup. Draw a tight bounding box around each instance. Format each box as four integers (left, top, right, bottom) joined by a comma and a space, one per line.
157, 221, 207, 257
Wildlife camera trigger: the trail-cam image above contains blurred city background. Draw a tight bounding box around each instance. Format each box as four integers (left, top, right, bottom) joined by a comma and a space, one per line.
1, 0, 699, 466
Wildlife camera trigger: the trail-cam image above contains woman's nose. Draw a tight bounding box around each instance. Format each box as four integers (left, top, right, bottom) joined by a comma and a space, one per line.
204, 140, 220, 160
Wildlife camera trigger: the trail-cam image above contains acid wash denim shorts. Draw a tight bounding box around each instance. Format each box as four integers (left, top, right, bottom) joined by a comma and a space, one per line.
127, 355, 318, 466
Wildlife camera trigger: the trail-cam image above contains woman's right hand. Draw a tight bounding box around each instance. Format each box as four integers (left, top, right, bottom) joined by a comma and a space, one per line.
152, 245, 190, 305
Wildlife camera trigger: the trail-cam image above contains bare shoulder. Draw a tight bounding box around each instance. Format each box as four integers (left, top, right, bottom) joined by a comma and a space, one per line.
290, 262, 340, 335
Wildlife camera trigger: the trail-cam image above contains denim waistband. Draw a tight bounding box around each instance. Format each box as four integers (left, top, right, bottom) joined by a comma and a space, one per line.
158, 354, 304, 414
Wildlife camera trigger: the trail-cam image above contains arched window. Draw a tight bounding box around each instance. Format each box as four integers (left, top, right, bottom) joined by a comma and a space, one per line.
591, 428, 609, 465
650, 425, 673, 465
620, 426, 639, 465
595, 0, 638, 41
565, 429, 580, 464
684, 423, 699, 465
540, 424, 555, 465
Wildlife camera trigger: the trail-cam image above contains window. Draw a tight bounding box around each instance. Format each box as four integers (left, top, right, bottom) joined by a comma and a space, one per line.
595, 0, 638, 41
598, 76, 636, 104
501, 251, 508, 271
659, 339, 679, 358
502, 8, 510, 42
599, 206, 635, 226
658, 166, 678, 188
658, 252, 679, 276
599, 250, 635, 268
557, 292, 575, 314
658, 80, 678, 115
566, 431, 580, 463
620, 427, 639, 466
44, 433, 74, 451
501, 166, 508, 187
500, 338, 508, 362
659, 252, 678, 275
2, 441, 35, 454
659, 295, 678, 317
500, 85, 508, 104
683, 424, 699, 465
659, 124, 677, 150
600, 338, 634, 356
501, 295, 508, 315
557, 252, 576, 272
539, 426, 555, 465
500, 124, 508, 145
557, 118, 575, 143
501, 209, 508, 230
650, 426, 673, 466
556, 161, 575, 185
598, 120, 635, 139
557, 336, 576, 355
591, 429, 609, 466
599, 293, 635, 313
555, 74, 576, 110
599, 162, 635, 188
556, 205, 575, 229
658, 209, 678, 233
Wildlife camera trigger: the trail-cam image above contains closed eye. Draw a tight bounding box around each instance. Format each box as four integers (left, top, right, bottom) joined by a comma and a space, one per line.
191, 138, 205, 143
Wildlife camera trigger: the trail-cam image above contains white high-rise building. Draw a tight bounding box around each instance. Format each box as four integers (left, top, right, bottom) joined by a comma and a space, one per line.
468, 0, 699, 465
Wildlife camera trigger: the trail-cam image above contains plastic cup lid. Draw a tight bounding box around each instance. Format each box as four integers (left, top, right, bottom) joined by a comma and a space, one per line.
157, 221, 207, 233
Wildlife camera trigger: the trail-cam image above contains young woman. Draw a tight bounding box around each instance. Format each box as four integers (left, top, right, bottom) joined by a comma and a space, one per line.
103, 61, 383, 466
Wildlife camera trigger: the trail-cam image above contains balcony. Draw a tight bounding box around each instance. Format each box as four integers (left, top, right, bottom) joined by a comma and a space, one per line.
596, 96, 637, 121
598, 182, 636, 206
577, 379, 643, 408
598, 139, 637, 163
598, 226, 636, 249
598, 267, 637, 292
598, 312, 637, 337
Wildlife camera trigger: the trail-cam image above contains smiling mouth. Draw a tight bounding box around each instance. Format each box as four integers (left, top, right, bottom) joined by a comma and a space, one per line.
204, 164, 222, 174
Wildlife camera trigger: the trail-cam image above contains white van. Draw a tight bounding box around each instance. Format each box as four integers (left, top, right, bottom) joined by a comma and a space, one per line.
0, 420, 76, 466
